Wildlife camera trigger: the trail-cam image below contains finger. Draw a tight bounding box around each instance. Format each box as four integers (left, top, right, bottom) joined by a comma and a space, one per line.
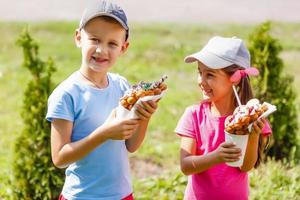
224, 157, 240, 162
135, 112, 149, 121
252, 122, 261, 134
221, 142, 237, 148
144, 100, 158, 110
140, 101, 157, 113
257, 119, 265, 129
135, 105, 152, 118
222, 147, 241, 154
123, 119, 139, 125
124, 130, 135, 138
223, 152, 241, 159
123, 123, 139, 131
260, 117, 266, 123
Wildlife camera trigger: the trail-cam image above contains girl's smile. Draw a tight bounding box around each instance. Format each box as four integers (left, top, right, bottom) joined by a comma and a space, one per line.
197, 62, 234, 110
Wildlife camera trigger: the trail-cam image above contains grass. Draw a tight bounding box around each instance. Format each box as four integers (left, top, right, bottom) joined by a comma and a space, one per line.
0, 21, 300, 198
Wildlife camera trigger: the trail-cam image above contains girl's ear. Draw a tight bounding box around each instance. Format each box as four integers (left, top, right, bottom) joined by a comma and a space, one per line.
232, 80, 240, 86
74, 29, 82, 48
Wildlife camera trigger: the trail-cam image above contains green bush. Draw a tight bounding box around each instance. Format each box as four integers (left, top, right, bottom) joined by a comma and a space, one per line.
250, 159, 300, 199
133, 159, 300, 200
248, 22, 299, 161
11, 30, 64, 199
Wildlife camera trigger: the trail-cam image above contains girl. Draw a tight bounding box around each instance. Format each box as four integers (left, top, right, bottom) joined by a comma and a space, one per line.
175, 36, 271, 200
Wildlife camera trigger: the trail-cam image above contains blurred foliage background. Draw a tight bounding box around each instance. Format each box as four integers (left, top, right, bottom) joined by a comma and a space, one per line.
0, 21, 299, 199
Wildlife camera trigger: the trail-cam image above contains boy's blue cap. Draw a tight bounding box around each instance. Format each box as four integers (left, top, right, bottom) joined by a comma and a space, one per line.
79, 0, 129, 38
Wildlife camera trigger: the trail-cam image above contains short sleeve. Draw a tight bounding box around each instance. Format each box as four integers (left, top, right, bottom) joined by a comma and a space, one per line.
112, 73, 130, 96
175, 107, 196, 139
262, 120, 272, 136
46, 89, 74, 122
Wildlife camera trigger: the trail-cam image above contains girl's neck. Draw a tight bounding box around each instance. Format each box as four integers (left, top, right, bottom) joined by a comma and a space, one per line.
210, 99, 235, 117
79, 67, 108, 89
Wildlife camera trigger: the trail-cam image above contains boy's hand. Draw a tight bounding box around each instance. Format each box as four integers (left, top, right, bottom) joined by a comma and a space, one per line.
134, 100, 158, 121
214, 142, 241, 163
102, 109, 139, 140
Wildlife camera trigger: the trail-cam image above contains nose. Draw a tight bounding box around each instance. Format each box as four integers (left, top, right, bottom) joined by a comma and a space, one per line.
198, 75, 207, 88
96, 43, 102, 53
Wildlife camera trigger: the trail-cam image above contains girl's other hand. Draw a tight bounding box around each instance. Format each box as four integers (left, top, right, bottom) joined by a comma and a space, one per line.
135, 100, 158, 121
251, 117, 266, 135
214, 142, 242, 163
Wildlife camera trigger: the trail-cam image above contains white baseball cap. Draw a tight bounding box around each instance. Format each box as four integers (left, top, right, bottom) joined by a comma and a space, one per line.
184, 36, 250, 69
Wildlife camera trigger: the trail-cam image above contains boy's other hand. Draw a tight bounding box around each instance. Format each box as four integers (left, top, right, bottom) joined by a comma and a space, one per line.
135, 100, 158, 121
103, 118, 139, 140
102, 109, 139, 140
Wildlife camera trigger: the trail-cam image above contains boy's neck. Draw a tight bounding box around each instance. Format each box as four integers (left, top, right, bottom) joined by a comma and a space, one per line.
79, 67, 109, 89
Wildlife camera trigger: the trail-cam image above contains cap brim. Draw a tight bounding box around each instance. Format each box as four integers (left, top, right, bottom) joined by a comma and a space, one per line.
184, 51, 233, 69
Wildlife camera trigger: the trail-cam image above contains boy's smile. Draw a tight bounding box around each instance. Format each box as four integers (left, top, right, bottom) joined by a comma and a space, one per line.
75, 17, 129, 73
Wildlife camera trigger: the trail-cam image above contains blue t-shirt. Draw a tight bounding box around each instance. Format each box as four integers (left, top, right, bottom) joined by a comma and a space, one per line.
46, 71, 131, 200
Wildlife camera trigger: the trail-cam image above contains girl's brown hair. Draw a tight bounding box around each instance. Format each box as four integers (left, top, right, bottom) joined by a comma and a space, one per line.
222, 64, 270, 168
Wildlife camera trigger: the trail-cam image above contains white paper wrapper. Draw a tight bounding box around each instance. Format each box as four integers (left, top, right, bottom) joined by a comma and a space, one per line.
225, 131, 249, 167
248, 102, 277, 132
116, 91, 166, 120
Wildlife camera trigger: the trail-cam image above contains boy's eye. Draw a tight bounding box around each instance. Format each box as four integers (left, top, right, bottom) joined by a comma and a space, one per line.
109, 42, 118, 47
90, 38, 99, 42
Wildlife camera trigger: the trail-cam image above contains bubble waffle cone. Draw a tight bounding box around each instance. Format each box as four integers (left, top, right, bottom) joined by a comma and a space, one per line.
120, 75, 168, 111
225, 99, 276, 135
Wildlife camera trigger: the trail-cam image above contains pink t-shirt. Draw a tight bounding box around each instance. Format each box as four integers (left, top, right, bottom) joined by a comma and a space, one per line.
175, 102, 272, 200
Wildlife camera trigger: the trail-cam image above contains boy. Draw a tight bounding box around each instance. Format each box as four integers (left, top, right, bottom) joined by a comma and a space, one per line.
46, 1, 158, 199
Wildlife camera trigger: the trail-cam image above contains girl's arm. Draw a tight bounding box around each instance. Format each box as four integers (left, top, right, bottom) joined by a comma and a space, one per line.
51, 115, 139, 168
180, 137, 241, 175
125, 100, 158, 152
240, 118, 266, 172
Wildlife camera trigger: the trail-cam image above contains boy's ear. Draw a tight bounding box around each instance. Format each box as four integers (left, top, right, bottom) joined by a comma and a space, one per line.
74, 29, 82, 48
120, 41, 129, 54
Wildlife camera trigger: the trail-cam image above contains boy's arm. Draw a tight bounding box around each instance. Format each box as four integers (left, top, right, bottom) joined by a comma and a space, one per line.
125, 100, 158, 152
125, 119, 149, 153
51, 119, 108, 168
51, 116, 139, 168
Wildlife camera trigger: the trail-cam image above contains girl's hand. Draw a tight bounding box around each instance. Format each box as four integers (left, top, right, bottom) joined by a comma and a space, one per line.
251, 117, 266, 135
214, 142, 241, 163
102, 109, 139, 140
135, 100, 158, 121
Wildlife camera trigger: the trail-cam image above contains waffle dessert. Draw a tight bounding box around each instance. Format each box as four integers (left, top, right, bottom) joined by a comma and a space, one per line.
120, 75, 168, 110
225, 99, 269, 135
